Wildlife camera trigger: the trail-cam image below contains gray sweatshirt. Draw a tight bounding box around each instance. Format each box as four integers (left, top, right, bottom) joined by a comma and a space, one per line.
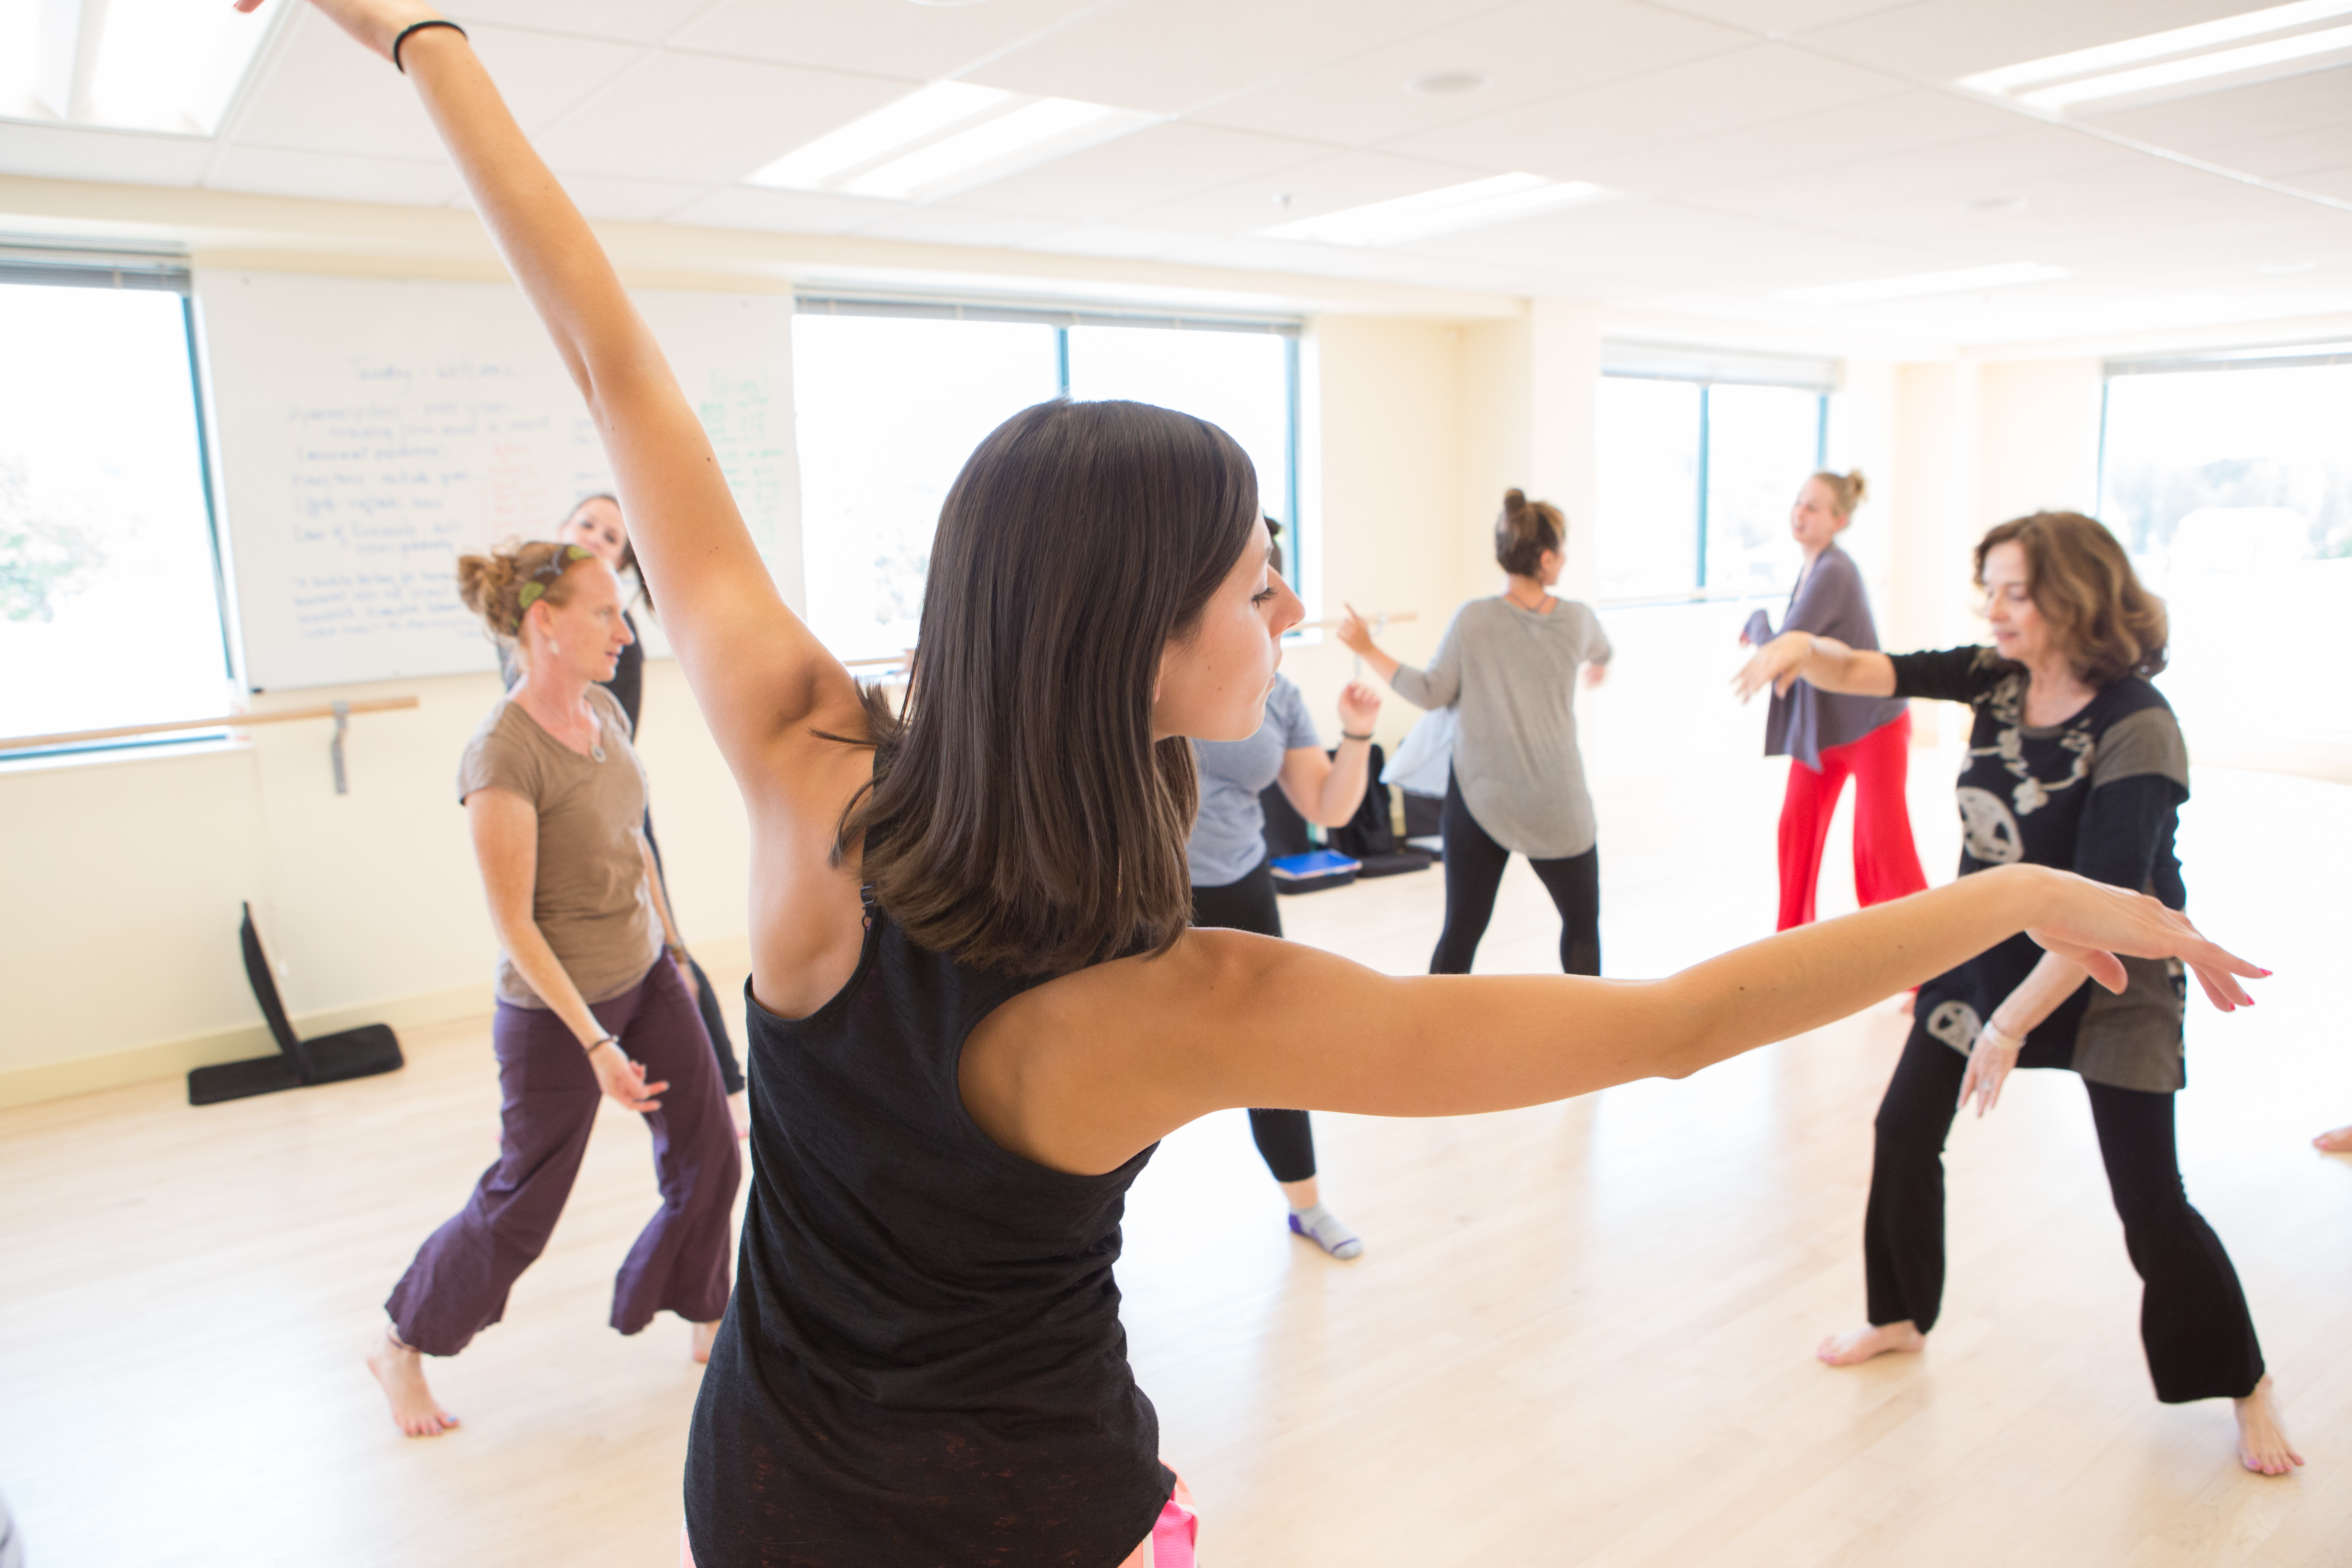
1746, 543, 1906, 771
1388, 596, 1612, 859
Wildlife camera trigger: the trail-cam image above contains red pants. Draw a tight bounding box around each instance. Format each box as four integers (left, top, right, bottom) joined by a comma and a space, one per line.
1777, 709, 1928, 930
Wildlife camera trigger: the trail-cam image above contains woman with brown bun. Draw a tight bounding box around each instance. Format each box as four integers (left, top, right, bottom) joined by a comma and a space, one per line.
365, 539, 741, 1438
1339, 490, 1611, 978
267, 6, 2268, 1560
554, 492, 750, 1136
1740, 470, 1928, 929
1737, 511, 2301, 1477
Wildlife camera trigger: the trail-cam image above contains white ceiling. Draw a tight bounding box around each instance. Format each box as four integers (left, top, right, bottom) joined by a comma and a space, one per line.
2, 0, 2348, 343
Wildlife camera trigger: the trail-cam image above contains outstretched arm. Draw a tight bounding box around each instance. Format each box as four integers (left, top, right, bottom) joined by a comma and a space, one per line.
1733, 631, 1895, 703
253, 2, 865, 789
966, 862, 2263, 1175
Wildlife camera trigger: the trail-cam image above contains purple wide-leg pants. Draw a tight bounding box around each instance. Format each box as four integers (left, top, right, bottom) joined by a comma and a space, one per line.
386, 958, 741, 1356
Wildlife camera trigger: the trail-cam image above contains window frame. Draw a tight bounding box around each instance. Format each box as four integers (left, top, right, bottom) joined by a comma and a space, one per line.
793, 294, 1305, 593
1598, 346, 1833, 601
0, 249, 239, 762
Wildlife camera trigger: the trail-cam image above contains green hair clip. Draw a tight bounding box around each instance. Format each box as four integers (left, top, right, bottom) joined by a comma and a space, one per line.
516, 543, 595, 614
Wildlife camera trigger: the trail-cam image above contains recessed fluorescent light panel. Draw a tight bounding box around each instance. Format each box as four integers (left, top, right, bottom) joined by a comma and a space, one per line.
747, 82, 1158, 203
1258, 174, 1617, 247
1960, 0, 2352, 110
4, 0, 279, 134
1780, 262, 2069, 306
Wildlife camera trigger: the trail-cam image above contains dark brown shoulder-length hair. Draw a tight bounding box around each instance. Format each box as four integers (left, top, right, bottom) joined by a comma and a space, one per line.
836, 399, 1260, 977
1973, 510, 2168, 684
1494, 488, 1563, 577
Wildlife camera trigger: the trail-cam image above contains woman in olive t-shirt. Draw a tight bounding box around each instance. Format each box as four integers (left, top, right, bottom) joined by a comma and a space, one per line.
364, 539, 742, 1439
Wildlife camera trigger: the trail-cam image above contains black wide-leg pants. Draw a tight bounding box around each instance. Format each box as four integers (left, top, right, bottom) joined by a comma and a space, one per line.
1190, 859, 1317, 1184
1864, 1024, 2265, 1403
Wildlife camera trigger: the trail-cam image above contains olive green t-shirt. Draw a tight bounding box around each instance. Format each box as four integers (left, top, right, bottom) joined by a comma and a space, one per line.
457, 684, 661, 1009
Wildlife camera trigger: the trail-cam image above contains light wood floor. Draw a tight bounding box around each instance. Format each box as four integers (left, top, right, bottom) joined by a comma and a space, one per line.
4, 751, 2348, 1566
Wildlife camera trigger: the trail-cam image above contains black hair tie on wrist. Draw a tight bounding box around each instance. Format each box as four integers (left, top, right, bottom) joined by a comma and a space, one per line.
392, 18, 468, 74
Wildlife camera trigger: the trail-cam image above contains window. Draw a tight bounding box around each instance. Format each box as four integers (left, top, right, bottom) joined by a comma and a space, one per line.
791, 302, 1299, 663
0, 258, 232, 751
2099, 350, 2352, 744
1595, 344, 1831, 601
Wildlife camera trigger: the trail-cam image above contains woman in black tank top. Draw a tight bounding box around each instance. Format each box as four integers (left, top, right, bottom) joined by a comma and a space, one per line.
309, 7, 2271, 1558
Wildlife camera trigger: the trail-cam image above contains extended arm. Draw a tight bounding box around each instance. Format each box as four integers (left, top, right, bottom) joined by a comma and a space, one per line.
468, 789, 666, 1110
1733, 632, 1895, 703
262, 2, 864, 785
967, 861, 2263, 1174
1340, 604, 1460, 710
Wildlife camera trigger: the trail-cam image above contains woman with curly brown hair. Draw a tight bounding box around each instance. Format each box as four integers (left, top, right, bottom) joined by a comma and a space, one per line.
365, 539, 741, 1438
267, 3, 2270, 1557
1738, 510, 2301, 1476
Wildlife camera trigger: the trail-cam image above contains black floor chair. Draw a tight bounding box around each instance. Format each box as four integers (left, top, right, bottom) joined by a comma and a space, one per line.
187, 903, 405, 1105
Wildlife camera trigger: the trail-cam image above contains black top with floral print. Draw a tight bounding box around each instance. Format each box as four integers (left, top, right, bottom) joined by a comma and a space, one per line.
1889, 646, 2193, 1093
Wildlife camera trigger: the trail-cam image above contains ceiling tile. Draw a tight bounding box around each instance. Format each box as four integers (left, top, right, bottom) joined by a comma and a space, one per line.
848, 205, 1071, 247
0, 121, 216, 187
1800, 0, 2272, 83
1571, 87, 2017, 198
532, 54, 905, 183
2186, 124, 2352, 183
1383, 42, 1910, 178
227, 13, 642, 161
2078, 65, 2352, 159
668, 0, 1102, 83
203, 146, 459, 206
1188, 0, 1751, 148
1668, 0, 1916, 30
1121, 149, 1502, 236
1673, 122, 2134, 221
963, 0, 1508, 116
945, 124, 1329, 221
1025, 222, 1209, 260
665, 185, 907, 235
447, 0, 717, 46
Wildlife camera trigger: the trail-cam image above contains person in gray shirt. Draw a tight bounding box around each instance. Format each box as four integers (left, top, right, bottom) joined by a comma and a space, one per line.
1189, 523, 1384, 1259
1341, 490, 1611, 976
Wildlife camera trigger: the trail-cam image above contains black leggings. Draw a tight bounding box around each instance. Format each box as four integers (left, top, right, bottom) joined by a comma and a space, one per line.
644, 811, 747, 1096
1189, 859, 1316, 1185
1865, 1025, 2265, 1403
1430, 771, 1600, 977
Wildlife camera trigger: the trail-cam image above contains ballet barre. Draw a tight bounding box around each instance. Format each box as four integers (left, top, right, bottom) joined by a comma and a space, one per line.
0, 696, 422, 794
837, 611, 1421, 673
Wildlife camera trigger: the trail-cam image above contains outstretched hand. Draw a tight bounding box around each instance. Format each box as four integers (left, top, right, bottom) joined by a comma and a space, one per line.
1334, 604, 1377, 657
2022, 871, 2265, 1012
1335, 679, 1381, 735
1731, 631, 1811, 704
232, 0, 441, 58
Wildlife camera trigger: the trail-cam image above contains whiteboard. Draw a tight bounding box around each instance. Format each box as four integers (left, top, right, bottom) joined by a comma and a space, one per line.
194, 270, 802, 690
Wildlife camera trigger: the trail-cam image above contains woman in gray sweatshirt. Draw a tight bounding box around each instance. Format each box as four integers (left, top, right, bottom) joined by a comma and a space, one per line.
1341, 490, 1611, 976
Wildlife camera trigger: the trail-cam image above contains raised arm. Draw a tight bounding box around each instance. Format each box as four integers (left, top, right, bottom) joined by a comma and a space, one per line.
965, 862, 2263, 1175
1733, 631, 1895, 704
258, 2, 864, 791
1274, 681, 1380, 827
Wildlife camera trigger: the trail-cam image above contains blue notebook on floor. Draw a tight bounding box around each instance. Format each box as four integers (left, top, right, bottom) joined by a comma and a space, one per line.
1270, 849, 1360, 894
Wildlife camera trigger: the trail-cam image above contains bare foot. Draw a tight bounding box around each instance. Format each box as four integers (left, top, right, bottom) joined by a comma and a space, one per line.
367, 1327, 458, 1437
692, 1319, 721, 1364
728, 1090, 751, 1140
2234, 1376, 2306, 1476
2314, 1124, 2352, 1154
1817, 1321, 1926, 1367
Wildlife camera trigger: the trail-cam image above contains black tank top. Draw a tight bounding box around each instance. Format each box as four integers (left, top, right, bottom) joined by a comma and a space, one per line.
684, 900, 1172, 1566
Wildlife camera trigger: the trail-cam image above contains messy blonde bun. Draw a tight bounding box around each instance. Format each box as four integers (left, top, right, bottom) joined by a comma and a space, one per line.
1810, 469, 1867, 517
456, 538, 591, 641
1494, 488, 1565, 577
